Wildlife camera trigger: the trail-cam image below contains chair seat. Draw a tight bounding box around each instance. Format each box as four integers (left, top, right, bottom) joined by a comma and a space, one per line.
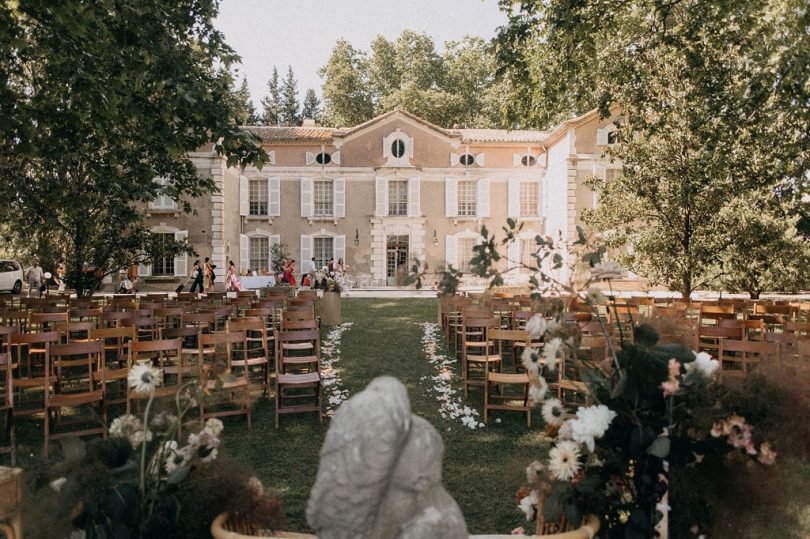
489, 372, 529, 384
49, 390, 103, 407
278, 372, 320, 385
464, 340, 493, 347
233, 358, 269, 366
282, 343, 313, 350
283, 356, 318, 365
467, 354, 502, 363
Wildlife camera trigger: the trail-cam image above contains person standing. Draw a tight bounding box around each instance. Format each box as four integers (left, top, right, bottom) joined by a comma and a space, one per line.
306, 257, 317, 286
25, 258, 44, 297
285, 259, 297, 287
56, 258, 67, 293
327, 257, 335, 276
225, 260, 243, 292
127, 264, 139, 293
189, 260, 204, 293
204, 257, 215, 293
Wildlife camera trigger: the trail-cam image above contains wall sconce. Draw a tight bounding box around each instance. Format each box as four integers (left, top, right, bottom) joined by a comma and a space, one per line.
433, 229, 438, 246
354, 228, 360, 246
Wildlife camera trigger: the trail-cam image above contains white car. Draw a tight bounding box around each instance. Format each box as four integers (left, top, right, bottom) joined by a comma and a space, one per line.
0, 260, 23, 294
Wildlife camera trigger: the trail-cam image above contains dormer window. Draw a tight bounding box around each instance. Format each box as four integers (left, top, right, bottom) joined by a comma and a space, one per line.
597, 123, 619, 146
383, 130, 414, 167
460, 154, 475, 166
306, 150, 341, 165
521, 155, 536, 167
451, 151, 485, 167
391, 140, 406, 159
512, 152, 543, 167
316, 152, 331, 165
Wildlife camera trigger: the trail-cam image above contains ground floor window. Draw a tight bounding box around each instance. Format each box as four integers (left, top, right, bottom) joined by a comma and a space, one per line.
249, 236, 269, 274
458, 237, 477, 273
520, 239, 537, 271
314, 237, 333, 270
151, 233, 175, 276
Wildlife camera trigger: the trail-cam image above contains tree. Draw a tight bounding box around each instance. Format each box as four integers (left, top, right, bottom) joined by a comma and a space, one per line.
279, 65, 301, 126
0, 0, 267, 296
367, 35, 400, 106
232, 77, 259, 125
498, 0, 809, 296
261, 66, 282, 126
301, 88, 321, 122
319, 39, 374, 127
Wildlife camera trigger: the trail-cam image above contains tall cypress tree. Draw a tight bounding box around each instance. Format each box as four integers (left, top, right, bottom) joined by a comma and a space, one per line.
301, 88, 321, 122
279, 65, 301, 126
260, 66, 282, 126
232, 77, 259, 125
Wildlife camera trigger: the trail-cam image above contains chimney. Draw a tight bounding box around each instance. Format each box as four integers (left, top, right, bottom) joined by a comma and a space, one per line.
302, 118, 316, 127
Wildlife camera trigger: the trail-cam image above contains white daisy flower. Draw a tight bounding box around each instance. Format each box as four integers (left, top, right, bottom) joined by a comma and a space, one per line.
525, 315, 547, 339
525, 460, 545, 483
685, 351, 720, 379
548, 440, 582, 481
521, 347, 541, 376
585, 287, 607, 305
109, 414, 142, 438
128, 429, 153, 448
203, 418, 224, 437
164, 445, 192, 474
541, 398, 566, 427
542, 338, 564, 371
591, 261, 625, 281
569, 404, 617, 452
528, 378, 548, 405
128, 361, 163, 394
517, 489, 538, 521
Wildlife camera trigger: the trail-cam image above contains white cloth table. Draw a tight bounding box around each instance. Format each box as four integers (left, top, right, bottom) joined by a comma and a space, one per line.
239, 275, 277, 289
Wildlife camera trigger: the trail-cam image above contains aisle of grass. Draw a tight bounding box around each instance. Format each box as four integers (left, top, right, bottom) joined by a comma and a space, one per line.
225, 298, 550, 534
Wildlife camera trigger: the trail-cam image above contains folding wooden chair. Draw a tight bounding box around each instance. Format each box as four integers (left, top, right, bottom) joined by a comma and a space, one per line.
698, 325, 743, 355
460, 315, 502, 398
486, 329, 531, 426
0, 352, 15, 464
91, 326, 136, 408
699, 304, 737, 327
227, 317, 271, 393
198, 331, 252, 428
718, 339, 779, 382
9, 331, 59, 417
181, 312, 216, 334
127, 338, 185, 413
54, 321, 95, 344
44, 341, 107, 455
275, 329, 321, 428
28, 311, 69, 333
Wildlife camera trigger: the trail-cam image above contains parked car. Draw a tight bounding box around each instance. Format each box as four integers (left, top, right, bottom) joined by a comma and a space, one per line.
0, 260, 23, 294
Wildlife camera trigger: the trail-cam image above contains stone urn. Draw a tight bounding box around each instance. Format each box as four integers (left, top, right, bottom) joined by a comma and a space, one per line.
319, 291, 341, 326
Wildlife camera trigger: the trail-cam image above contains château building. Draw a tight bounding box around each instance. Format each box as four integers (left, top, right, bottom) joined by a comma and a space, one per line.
139, 108, 622, 288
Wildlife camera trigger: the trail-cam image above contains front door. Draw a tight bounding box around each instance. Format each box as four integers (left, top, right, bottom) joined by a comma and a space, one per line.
386, 235, 409, 286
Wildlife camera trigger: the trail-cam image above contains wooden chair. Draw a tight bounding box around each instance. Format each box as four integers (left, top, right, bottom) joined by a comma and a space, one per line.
486, 329, 531, 426
720, 318, 765, 341
698, 325, 743, 355
0, 352, 15, 464
28, 311, 69, 333
100, 309, 135, 328
162, 326, 211, 379
718, 339, 779, 382
460, 316, 502, 398
699, 304, 737, 327
8, 331, 59, 417
181, 312, 216, 333
275, 330, 322, 428
91, 326, 136, 409
70, 307, 103, 325
127, 339, 184, 412
198, 332, 252, 428
784, 322, 810, 337
130, 316, 162, 341
44, 341, 107, 455
155, 306, 185, 329
227, 318, 271, 393
54, 321, 95, 344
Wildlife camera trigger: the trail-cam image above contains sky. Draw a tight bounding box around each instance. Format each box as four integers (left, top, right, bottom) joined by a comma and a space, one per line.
215, 0, 508, 109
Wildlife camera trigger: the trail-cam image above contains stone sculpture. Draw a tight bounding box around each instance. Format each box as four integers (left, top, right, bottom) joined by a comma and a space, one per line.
306, 376, 468, 539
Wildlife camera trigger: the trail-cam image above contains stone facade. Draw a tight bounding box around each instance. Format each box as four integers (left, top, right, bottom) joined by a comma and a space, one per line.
141, 108, 623, 288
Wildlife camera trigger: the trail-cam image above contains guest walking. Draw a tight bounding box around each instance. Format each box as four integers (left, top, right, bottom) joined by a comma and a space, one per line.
25, 258, 44, 298
284, 259, 297, 287
55, 258, 67, 293
225, 260, 243, 292
204, 257, 216, 293
189, 259, 204, 293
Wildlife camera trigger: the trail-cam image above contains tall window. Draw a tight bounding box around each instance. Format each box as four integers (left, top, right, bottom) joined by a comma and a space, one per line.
388, 180, 408, 216
458, 238, 477, 272
249, 179, 268, 216
151, 178, 176, 210
313, 237, 333, 270
457, 181, 477, 217
152, 233, 175, 276
249, 237, 269, 273
520, 181, 539, 217
520, 239, 536, 271
314, 180, 333, 217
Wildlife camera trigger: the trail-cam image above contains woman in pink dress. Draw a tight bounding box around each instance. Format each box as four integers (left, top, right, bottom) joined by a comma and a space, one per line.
284, 259, 297, 287
225, 261, 243, 292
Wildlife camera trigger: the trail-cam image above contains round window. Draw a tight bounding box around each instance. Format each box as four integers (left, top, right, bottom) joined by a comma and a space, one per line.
316, 152, 331, 165
521, 155, 536, 167
391, 139, 406, 159
459, 153, 476, 166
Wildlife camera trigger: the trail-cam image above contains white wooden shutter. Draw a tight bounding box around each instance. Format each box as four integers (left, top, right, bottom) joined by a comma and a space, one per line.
445, 235, 458, 268
300, 177, 314, 218
300, 235, 313, 266
138, 259, 151, 278
508, 178, 520, 218
334, 235, 346, 264
266, 151, 276, 165
407, 177, 421, 217
375, 176, 388, 217
405, 137, 414, 157
477, 178, 490, 218
305, 151, 316, 165
331, 151, 341, 165
512, 153, 522, 167
239, 175, 249, 216
240, 234, 249, 272
507, 238, 520, 270
445, 177, 458, 217
268, 177, 281, 216
269, 235, 280, 270
450, 153, 460, 166
536, 179, 543, 216
596, 128, 608, 146
334, 178, 346, 218
173, 230, 188, 277
475, 153, 485, 166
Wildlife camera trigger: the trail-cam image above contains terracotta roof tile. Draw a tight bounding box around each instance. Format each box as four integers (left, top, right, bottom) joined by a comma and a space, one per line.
455, 129, 549, 144
241, 126, 340, 143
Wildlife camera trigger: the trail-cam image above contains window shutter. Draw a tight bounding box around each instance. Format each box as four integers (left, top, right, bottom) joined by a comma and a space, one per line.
536, 179, 543, 216
138, 258, 152, 278
331, 151, 341, 165
507, 238, 520, 270
407, 177, 421, 217
239, 175, 249, 216
173, 230, 188, 277
240, 234, 249, 272
477, 178, 490, 218
268, 177, 281, 216
300, 235, 313, 266
300, 177, 314, 217
445, 177, 458, 217
375, 176, 388, 217
445, 235, 458, 268
334, 235, 346, 263
596, 128, 608, 146
508, 179, 520, 218
512, 153, 522, 167
475, 153, 485, 166
266, 151, 276, 165
450, 153, 460, 167
405, 137, 414, 157
269, 235, 280, 271
334, 178, 346, 218
305, 151, 316, 165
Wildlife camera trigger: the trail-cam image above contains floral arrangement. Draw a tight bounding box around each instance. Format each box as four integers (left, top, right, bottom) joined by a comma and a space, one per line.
312, 269, 344, 293
35, 361, 283, 538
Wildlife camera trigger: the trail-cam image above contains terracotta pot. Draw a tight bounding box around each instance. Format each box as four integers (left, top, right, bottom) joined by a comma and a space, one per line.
319, 291, 341, 326
210, 513, 316, 539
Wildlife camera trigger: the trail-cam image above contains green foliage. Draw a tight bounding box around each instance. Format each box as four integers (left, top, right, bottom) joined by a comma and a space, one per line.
270, 242, 291, 274
279, 65, 301, 126
318, 40, 374, 128
301, 88, 321, 122
260, 66, 282, 126
231, 77, 259, 125
0, 0, 267, 296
